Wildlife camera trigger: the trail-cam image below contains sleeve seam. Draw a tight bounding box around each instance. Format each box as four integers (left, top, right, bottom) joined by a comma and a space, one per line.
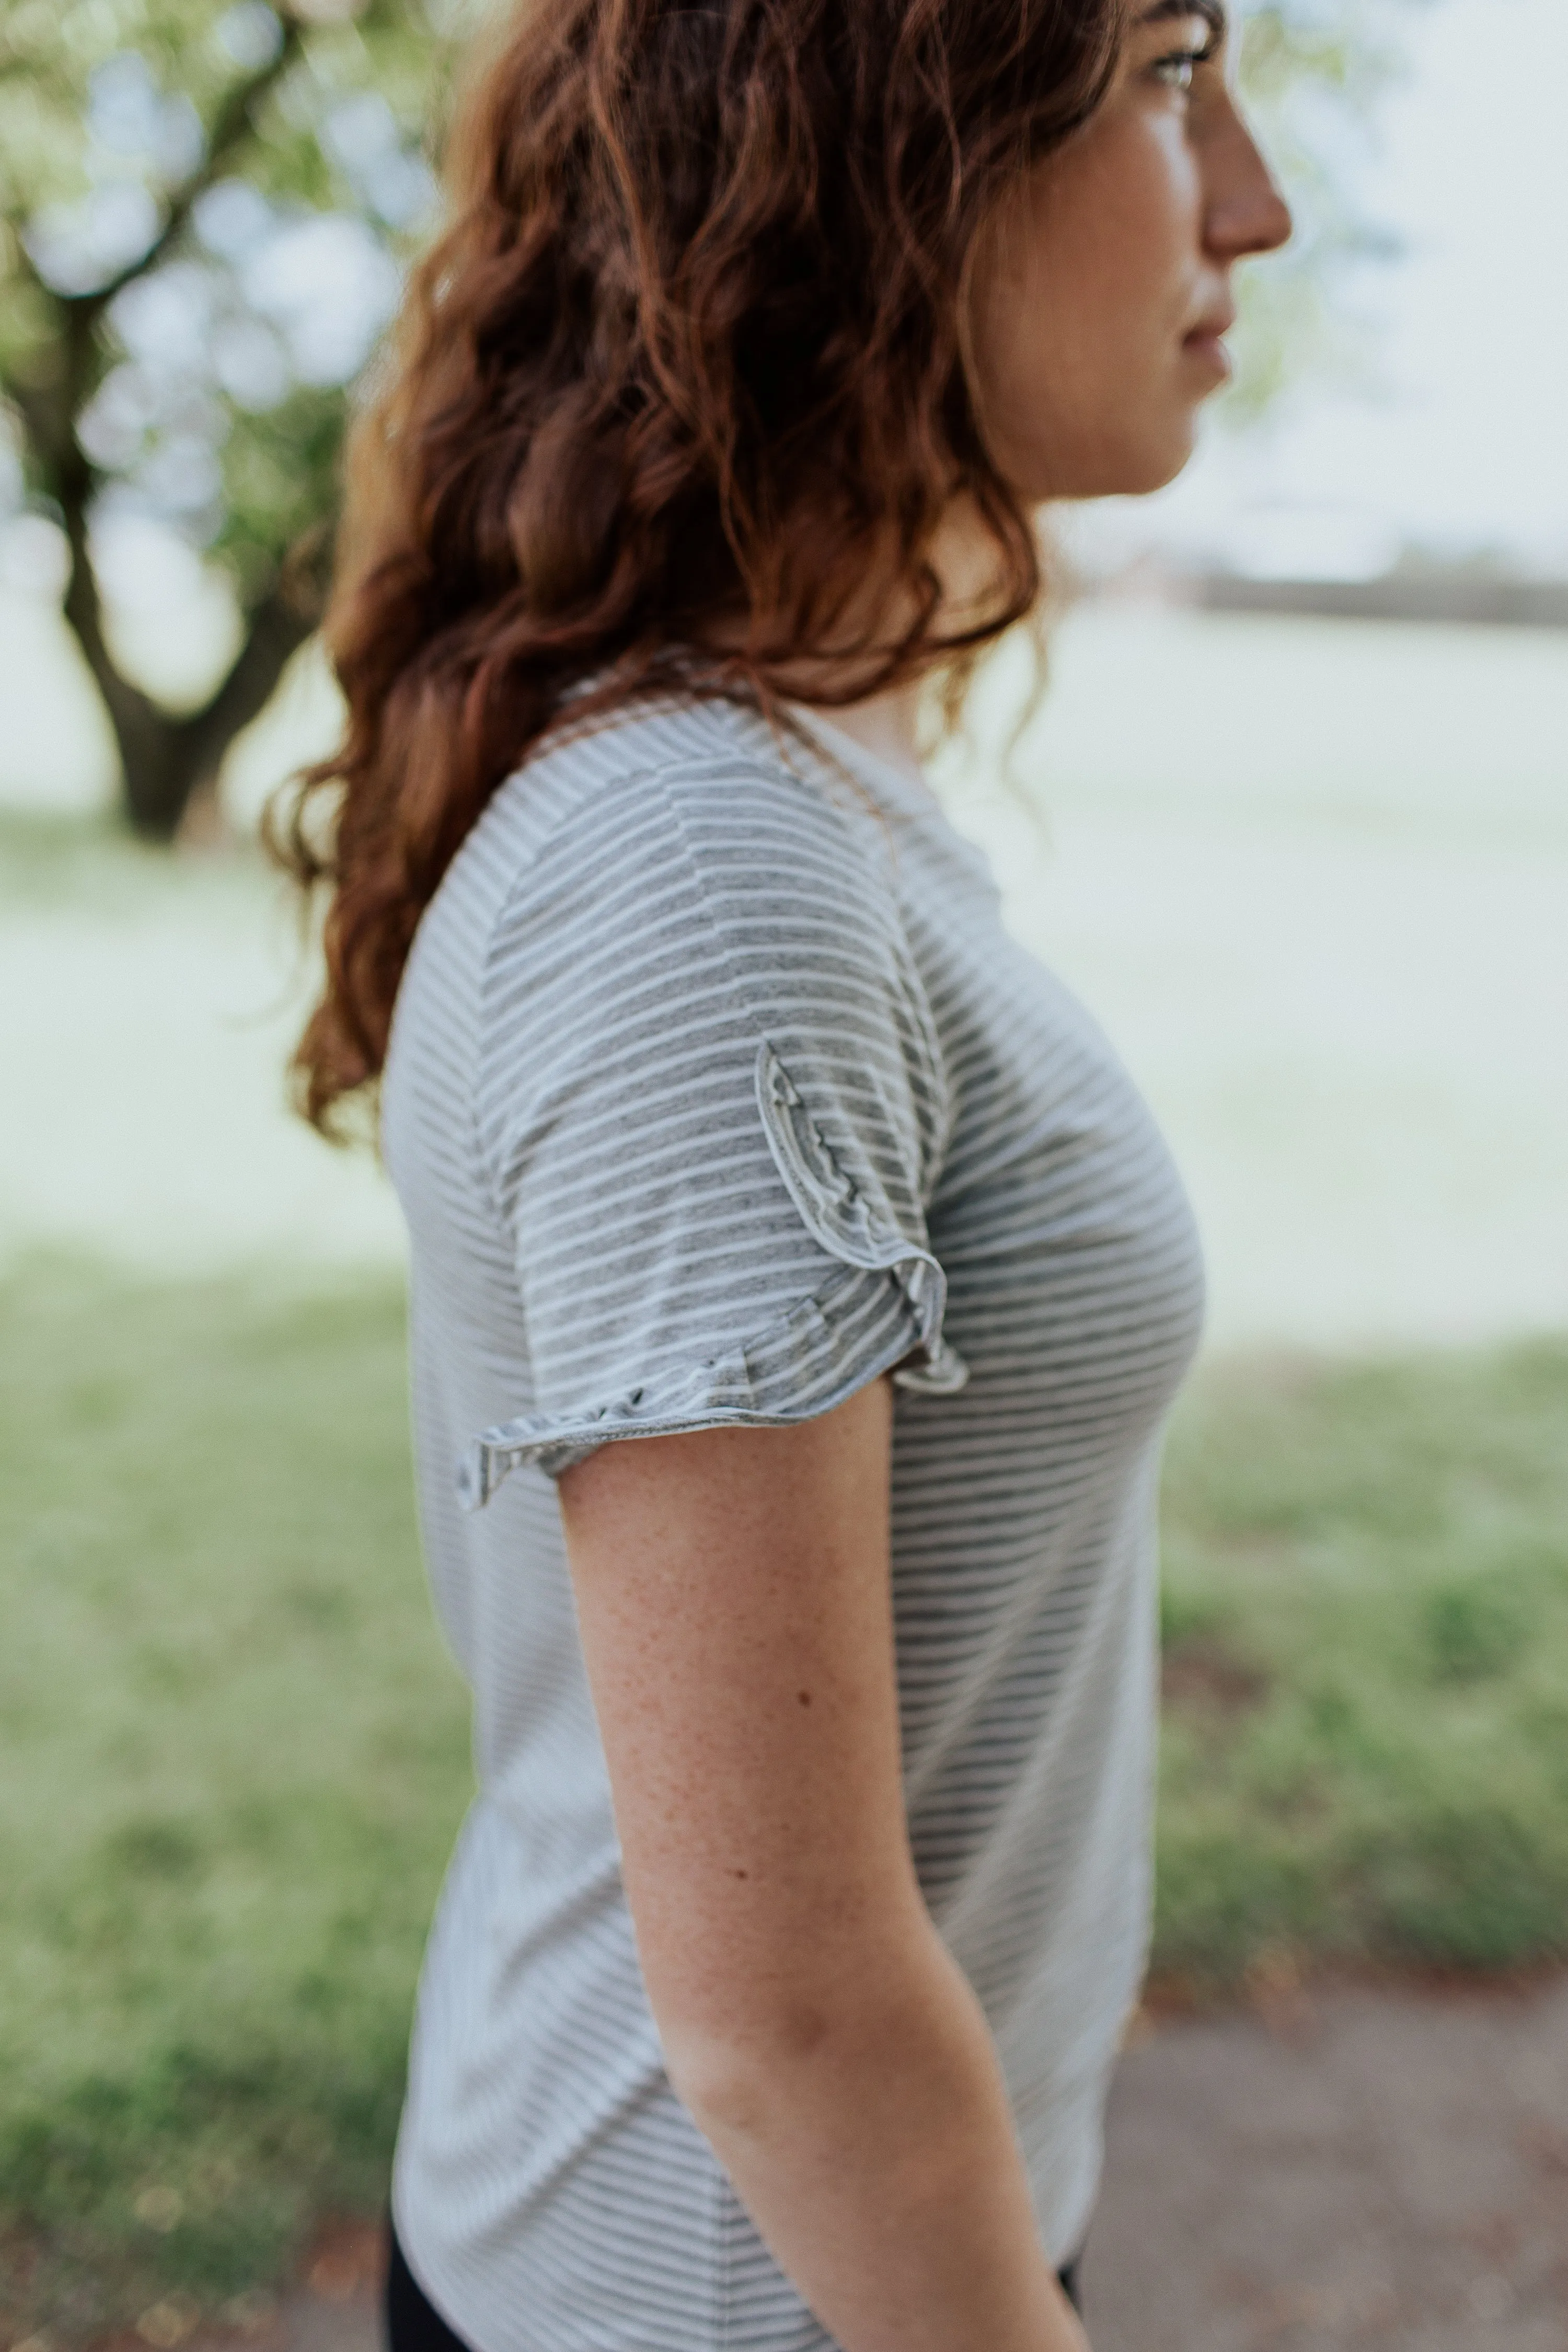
457, 1256, 937, 1507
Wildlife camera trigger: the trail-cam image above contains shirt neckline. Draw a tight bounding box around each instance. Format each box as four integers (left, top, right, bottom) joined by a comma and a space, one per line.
781, 702, 947, 829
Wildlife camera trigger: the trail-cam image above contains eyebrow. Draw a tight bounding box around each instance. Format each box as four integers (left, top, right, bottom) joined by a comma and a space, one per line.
1137, 0, 1227, 30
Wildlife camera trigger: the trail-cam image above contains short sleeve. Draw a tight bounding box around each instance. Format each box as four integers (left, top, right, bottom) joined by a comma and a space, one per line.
456, 752, 967, 1509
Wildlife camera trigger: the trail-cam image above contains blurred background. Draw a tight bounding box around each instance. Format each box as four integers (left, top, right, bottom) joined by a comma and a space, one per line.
2, 0, 1564, 2345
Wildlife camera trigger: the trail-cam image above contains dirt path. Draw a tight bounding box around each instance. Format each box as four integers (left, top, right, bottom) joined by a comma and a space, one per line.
240, 1974, 1568, 2352
1083, 1973, 1568, 2350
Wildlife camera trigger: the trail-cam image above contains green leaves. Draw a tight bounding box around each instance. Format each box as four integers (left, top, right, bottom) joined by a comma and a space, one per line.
0, 0, 458, 578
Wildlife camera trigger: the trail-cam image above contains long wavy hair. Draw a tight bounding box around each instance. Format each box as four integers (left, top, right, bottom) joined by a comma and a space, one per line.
278, 0, 1127, 1132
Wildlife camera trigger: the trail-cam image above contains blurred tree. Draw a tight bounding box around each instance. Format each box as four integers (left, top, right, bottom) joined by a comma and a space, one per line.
0, 0, 467, 836
1228, 0, 1435, 426
0, 0, 1429, 839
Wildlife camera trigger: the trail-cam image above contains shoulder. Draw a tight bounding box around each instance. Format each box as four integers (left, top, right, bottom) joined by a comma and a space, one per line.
468, 693, 948, 1169
504, 691, 888, 882
475, 693, 906, 995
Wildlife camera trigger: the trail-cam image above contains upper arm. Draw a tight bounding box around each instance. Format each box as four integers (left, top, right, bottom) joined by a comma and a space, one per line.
558, 1378, 925, 2071
473, 753, 949, 2056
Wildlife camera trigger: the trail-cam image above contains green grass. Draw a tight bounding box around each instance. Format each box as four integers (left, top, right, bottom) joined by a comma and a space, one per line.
1156, 1344, 1568, 1988
0, 806, 232, 915
0, 1260, 472, 2339
2, 1258, 1566, 2335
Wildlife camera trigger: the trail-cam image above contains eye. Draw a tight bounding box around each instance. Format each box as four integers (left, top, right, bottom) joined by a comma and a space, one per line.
1145, 9, 1222, 93
1150, 45, 1206, 93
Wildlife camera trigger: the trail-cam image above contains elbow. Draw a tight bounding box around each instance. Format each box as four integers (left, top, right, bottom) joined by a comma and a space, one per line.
642, 1893, 955, 2140
660, 2000, 839, 2140
654, 1931, 959, 2146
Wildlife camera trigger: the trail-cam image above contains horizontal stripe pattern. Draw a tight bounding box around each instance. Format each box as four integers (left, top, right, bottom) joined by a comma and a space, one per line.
381, 693, 1205, 2351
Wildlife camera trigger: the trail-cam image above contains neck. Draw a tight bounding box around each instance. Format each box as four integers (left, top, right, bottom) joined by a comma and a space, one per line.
812, 679, 926, 783
732, 497, 1009, 783
804, 497, 1012, 782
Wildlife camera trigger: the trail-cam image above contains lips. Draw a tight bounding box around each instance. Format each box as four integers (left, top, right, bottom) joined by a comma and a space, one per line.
1180, 310, 1236, 386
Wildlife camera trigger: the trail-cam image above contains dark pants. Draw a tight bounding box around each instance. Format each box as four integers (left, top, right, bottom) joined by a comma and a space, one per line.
386, 2213, 1084, 2348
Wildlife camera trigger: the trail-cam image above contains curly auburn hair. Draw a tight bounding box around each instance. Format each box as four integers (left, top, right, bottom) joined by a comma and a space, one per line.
278, 0, 1127, 1131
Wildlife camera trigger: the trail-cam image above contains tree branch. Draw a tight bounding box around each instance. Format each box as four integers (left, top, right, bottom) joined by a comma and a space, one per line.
2, 19, 301, 335
72, 17, 306, 331
178, 569, 319, 786
9, 296, 315, 835
0, 6, 375, 833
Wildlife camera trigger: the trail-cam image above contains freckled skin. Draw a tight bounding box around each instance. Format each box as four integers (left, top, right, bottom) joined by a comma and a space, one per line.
826, 11, 1292, 785
968, 11, 1291, 500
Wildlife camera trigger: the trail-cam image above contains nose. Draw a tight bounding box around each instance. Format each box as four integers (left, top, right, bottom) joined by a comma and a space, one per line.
1204, 105, 1294, 262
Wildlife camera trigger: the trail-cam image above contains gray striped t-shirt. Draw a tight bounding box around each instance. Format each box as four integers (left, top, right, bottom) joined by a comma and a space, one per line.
381, 689, 1205, 2352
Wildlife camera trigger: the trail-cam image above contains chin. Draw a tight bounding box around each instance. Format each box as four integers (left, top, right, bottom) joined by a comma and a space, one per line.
1093, 417, 1201, 501
1020, 416, 1201, 505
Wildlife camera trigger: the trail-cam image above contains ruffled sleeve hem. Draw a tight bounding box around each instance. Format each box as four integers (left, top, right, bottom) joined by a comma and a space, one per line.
457, 1041, 967, 1511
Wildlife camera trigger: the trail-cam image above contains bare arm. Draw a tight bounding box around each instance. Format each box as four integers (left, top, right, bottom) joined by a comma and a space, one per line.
558, 1380, 1089, 2352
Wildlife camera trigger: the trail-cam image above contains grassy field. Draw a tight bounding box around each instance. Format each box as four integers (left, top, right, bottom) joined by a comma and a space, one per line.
3, 1260, 1566, 2336
1155, 1345, 1568, 1986
0, 1262, 471, 2341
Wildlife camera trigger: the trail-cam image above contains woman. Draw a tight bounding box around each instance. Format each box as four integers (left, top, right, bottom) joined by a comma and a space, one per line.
283, 2, 1289, 2346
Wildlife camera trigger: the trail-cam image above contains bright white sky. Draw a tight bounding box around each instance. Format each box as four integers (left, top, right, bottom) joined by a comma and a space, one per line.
1101, 0, 1568, 578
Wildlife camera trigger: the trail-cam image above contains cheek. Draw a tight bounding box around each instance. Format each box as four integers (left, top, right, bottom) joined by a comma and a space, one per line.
969, 116, 1204, 492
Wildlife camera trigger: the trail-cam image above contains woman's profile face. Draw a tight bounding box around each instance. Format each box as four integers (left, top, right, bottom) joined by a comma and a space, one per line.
968, 2, 1292, 503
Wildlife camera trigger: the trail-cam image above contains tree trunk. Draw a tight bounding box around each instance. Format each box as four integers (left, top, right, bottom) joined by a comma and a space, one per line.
117, 707, 226, 841
118, 589, 318, 840
58, 503, 319, 840
116, 704, 206, 841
